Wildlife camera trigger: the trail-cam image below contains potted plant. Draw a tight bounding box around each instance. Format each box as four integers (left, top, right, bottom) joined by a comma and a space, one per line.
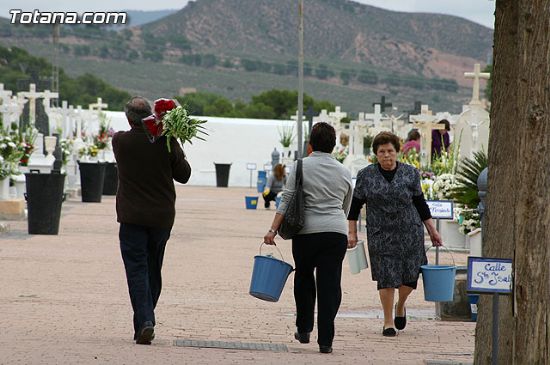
278, 125, 294, 159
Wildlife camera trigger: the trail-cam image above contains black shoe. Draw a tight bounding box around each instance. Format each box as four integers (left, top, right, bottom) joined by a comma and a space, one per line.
136, 321, 155, 345
394, 304, 407, 330
319, 345, 333, 354
382, 327, 397, 337
294, 331, 310, 344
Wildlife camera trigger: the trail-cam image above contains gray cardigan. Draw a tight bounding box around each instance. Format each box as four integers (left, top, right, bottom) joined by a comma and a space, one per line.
276, 151, 353, 236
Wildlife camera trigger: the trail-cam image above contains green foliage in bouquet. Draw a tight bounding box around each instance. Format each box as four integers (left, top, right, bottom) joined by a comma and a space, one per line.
162, 106, 208, 152
451, 150, 488, 208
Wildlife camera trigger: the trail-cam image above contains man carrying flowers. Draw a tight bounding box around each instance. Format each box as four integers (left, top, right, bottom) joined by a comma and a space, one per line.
113, 96, 192, 345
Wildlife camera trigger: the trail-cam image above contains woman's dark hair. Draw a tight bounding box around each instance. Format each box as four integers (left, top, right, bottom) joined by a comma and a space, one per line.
372, 131, 400, 154
438, 119, 451, 131
309, 122, 336, 153
406, 129, 420, 142
125, 96, 152, 126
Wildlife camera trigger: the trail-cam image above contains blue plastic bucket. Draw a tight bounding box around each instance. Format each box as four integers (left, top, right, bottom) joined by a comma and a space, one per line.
467, 294, 479, 321
257, 171, 267, 193
250, 245, 294, 302
421, 265, 456, 302
245, 196, 258, 210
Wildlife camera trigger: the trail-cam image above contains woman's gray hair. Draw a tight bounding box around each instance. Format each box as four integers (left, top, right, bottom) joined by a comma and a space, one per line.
125, 96, 152, 125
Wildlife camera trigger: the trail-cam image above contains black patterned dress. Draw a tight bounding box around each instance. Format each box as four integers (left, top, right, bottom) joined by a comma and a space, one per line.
353, 163, 427, 289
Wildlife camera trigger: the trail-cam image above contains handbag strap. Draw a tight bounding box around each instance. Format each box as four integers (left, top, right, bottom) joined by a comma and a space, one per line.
294, 159, 303, 188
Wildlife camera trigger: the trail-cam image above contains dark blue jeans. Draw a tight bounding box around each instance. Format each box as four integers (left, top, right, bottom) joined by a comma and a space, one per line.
119, 223, 171, 336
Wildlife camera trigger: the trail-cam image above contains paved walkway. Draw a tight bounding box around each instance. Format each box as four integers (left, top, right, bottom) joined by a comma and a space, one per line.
0, 186, 475, 364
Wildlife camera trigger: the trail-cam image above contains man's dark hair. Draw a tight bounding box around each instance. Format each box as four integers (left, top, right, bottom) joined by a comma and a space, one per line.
438, 119, 451, 131
372, 131, 400, 154
125, 96, 152, 126
309, 122, 336, 153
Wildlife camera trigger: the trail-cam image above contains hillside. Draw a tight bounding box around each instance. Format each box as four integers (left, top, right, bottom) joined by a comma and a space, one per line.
0, 0, 492, 114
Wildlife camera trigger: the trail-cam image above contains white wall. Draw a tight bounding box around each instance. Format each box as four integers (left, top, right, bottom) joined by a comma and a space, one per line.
105, 112, 297, 187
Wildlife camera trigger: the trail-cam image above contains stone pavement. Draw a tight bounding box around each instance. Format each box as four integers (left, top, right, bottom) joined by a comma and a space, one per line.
0, 186, 475, 364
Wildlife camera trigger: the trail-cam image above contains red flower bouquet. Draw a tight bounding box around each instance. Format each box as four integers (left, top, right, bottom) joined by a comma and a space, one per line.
142, 98, 177, 143
142, 98, 207, 151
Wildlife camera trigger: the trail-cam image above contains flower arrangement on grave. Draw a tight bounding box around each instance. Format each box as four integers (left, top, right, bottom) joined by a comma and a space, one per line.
0, 133, 24, 180
60, 139, 74, 166
78, 144, 99, 159
333, 147, 348, 163
278, 125, 294, 149
456, 207, 481, 235
142, 98, 208, 152
432, 173, 458, 200
399, 148, 420, 169
94, 113, 115, 150
17, 126, 37, 166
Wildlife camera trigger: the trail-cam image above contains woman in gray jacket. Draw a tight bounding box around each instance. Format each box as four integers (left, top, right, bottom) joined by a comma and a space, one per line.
263, 122, 353, 354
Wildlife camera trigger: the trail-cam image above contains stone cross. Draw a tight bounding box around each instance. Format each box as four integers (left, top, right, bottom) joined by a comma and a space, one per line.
0, 83, 13, 104
56, 101, 72, 137
411, 105, 444, 167
89, 97, 108, 112
41, 90, 59, 112
304, 105, 316, 135
464, 63, 490, 106
329, 106, 347, 121
75, 105, 85, 141
17, 83, 41, 125
364, 104, 383, 126
373, 95, 392, 113
313, 109, 331, 125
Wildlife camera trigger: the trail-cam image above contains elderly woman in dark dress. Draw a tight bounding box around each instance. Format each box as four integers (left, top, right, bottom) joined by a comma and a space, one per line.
348, 132, 443, 337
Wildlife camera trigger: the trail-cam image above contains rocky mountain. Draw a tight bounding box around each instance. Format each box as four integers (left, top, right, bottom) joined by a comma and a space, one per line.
144, 0, 492, 86
0, 0, 493, 113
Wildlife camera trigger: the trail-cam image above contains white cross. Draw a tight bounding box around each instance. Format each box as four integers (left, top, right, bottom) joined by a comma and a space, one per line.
41, 89, 59, 111
75, 105, 84, 141
329, 106, 347, 121
0, 83, 13, 104
363, 104, 383, 126
89, 97, 108, 112
410, 105, 443, 167
17, 83, 56, 126
464, 63, 491, 106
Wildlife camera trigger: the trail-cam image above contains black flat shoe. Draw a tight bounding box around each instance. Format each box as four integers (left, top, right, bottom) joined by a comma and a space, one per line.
394, 304, 407, 330
294, 331, 310, 344
319, 345, 333, 353
382, 327, 397, 337
136, 321, 155, 345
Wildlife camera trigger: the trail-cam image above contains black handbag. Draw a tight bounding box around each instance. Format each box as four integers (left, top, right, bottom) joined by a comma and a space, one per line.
278, 159, 305, 240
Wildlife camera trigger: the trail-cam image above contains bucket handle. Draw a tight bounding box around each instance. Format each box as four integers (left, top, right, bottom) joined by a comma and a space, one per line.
259, 242, 287, 263
425, 245, 456, 267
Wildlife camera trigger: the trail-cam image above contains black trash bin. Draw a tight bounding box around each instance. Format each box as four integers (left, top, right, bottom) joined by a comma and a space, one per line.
214, 163, 232, 187
25, 170, 66, 235
103, 162, 118, 196
78, 161, 107, 202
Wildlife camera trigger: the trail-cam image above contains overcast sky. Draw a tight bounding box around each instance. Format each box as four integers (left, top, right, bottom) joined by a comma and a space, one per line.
1, 0, 495, 29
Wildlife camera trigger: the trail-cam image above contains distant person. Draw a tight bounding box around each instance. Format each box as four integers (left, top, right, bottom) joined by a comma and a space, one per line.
431, 119, 451, 157
348, 131, 442, 337
402, 129, 421, 155
262, 163, 286, 209
263, 122, 353, 354
113, 96, 192, 345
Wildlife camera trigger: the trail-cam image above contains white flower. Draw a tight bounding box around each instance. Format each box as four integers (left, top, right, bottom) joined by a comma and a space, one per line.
8, 142, 16, 148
